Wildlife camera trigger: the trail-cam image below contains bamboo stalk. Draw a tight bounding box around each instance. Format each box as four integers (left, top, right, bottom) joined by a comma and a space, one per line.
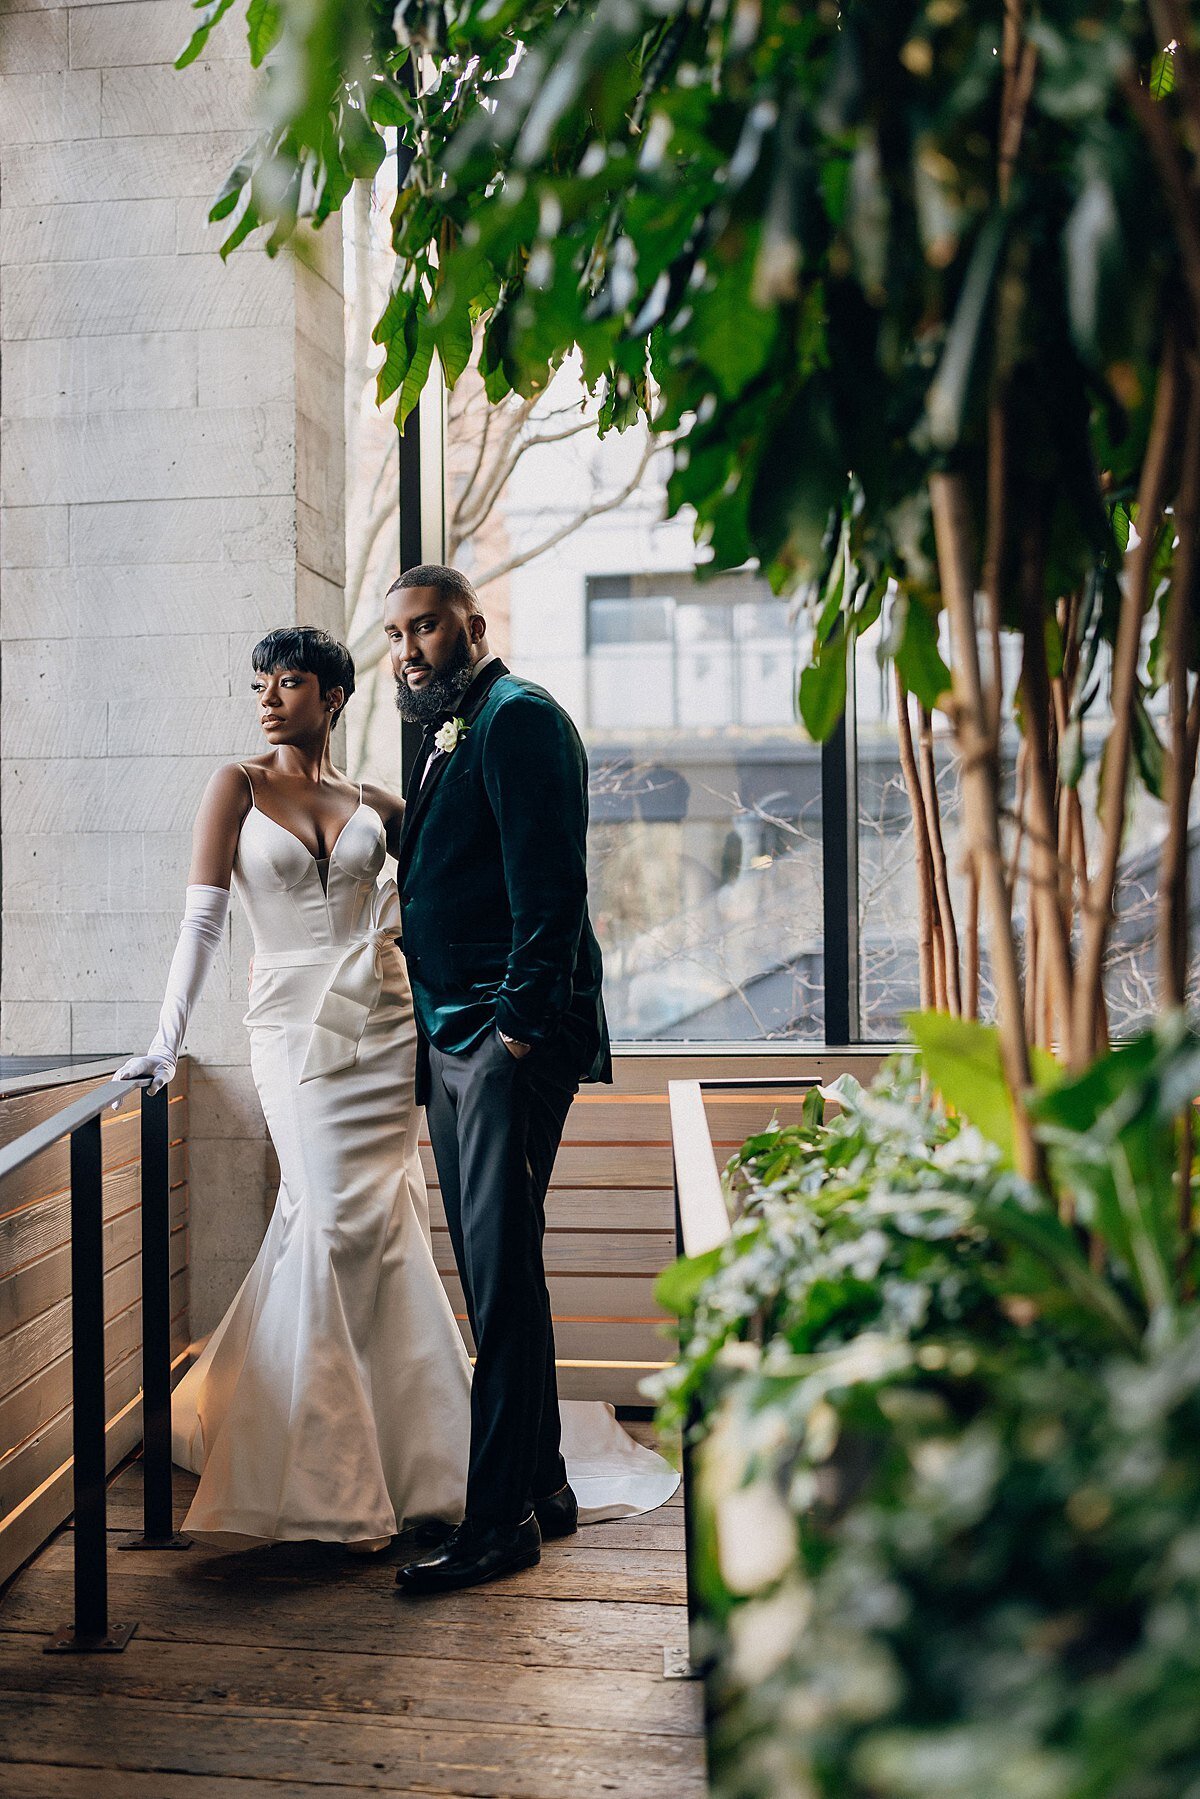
1055, 589, 1085, 949
965, 853, 980, 1019
982, 403, 1008, 756
1056, 776, 1075, 954
1007, 740, 1029, 892
1094, 981, 1110, 1058
1051, 670, 1077, 946
918, 705, 962, 1014
998, 26, 1038, 208
894, 668, 938, 1011
930, 471, 1042, 1183
1018, 553, 1076, 1047
924, 749, 948, 1011
1069, 784, 1089, 918
1041, 928, 1055, 1051
1071, 333, 1182, 1068
1024, 891, 1040, 1046
931, 893, 948, 1012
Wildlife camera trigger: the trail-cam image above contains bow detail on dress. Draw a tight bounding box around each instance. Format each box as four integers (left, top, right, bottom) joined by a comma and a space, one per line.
298, 879, 402, 1084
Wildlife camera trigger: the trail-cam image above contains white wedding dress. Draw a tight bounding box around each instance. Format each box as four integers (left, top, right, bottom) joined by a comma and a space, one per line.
171, 784, 677, 1541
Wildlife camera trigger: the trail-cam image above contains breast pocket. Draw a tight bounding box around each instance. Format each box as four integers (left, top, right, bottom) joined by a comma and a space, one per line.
431, 761, 476, 800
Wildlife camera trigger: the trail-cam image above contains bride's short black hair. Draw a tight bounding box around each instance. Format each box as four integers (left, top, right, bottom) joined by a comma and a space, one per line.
252, 627, 356, 726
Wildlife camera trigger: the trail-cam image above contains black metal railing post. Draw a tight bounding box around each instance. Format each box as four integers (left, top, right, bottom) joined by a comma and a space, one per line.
45, 1110, 135, 1652
119, 1084, 190, 1553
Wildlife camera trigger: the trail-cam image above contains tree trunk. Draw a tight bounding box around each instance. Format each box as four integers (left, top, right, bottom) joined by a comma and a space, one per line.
930, 471, 1043, 1183
1007, 740, 1028, 892
894, 668, 938, 1011
1024, 893, 1040, 1046
1071, 333, 1182, 1067
918, 705, 961, 1014
1017, 542, 1075, 1048
965, 854, 980, 1020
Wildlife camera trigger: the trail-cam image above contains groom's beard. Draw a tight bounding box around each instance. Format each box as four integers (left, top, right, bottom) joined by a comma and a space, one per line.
394, 631, 474, 726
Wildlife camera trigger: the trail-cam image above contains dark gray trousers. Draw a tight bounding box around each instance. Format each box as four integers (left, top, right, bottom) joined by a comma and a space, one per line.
425, 1028, 575, 1525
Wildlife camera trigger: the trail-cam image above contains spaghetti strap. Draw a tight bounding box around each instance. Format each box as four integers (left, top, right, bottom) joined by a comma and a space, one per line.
358, 782, 364, 807
237, 765, 257, 809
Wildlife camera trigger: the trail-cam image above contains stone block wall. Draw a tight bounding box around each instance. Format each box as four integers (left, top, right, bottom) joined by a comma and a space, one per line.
0, 0, 347, 1332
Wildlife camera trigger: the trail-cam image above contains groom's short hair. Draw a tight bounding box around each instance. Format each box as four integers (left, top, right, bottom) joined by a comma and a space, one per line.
389, 564, 481, 616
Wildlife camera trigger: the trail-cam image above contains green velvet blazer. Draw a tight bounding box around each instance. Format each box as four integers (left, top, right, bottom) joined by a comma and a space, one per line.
396, 659, 612, 1085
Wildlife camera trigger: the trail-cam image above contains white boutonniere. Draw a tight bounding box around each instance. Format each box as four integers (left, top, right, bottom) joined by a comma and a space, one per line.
434, 716, 468, 755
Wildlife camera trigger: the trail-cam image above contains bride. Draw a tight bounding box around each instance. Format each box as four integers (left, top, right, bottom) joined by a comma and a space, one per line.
117, 625, 674, 1554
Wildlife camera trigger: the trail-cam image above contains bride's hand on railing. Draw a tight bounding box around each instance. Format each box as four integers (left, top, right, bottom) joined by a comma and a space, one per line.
113, 1052, 176, 1106
112, 885, 230, 1110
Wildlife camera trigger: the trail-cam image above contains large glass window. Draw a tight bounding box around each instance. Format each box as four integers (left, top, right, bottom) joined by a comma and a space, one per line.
585, 580, 794, 732
855, 618, 986, 1040
580, 576, 823, 1042
854, 609, 1190, 1044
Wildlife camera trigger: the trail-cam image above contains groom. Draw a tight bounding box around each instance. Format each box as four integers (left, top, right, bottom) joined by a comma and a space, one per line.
385, 564, 612, 1593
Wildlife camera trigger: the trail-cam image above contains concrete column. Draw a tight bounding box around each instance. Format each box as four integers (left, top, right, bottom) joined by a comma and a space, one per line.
0, 1, 346, 1331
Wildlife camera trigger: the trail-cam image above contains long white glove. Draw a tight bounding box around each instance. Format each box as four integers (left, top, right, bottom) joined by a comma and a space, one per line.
115, 884, 230, 1095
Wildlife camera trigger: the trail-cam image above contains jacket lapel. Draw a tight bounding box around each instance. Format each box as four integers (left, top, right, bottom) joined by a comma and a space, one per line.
397, 658, 509, 877
402, 727, 437, 806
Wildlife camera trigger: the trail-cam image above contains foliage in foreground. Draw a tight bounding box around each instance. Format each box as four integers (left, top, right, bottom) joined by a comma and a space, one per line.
183, 3, 1200, 1110
181, 0, 1182, 610
652, 1033, 1200, 1798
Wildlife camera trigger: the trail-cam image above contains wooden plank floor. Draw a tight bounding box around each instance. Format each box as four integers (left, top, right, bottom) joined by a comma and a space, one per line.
0, 1426, 704, 1798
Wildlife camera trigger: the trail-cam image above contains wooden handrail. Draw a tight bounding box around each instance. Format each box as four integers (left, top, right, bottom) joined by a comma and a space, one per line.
667, 1082, 731, 1256
668, 1071, 824, 1708
0, 1080, 132, 1183
669, 1074, 825, 1255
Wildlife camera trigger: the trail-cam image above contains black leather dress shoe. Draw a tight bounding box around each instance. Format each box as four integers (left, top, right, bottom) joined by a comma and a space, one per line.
534, 1483, 578, 1539
395, 1513, 541, 1594
409, 1517, 457, 1550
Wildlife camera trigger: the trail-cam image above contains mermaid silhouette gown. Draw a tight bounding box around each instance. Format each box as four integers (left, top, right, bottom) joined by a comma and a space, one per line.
171, 783, 676, 1541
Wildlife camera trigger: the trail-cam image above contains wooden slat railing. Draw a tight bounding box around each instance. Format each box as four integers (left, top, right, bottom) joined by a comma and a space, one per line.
423, 1048, 889, 1407
0, 1065, 191, 1651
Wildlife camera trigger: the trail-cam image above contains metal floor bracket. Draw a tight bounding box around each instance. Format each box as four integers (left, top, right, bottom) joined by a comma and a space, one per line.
45, 1620, 137, 1654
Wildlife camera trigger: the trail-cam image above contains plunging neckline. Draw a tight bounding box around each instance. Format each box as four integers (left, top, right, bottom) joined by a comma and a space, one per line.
251, 801, 370, 867
241, 772, 369, 866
